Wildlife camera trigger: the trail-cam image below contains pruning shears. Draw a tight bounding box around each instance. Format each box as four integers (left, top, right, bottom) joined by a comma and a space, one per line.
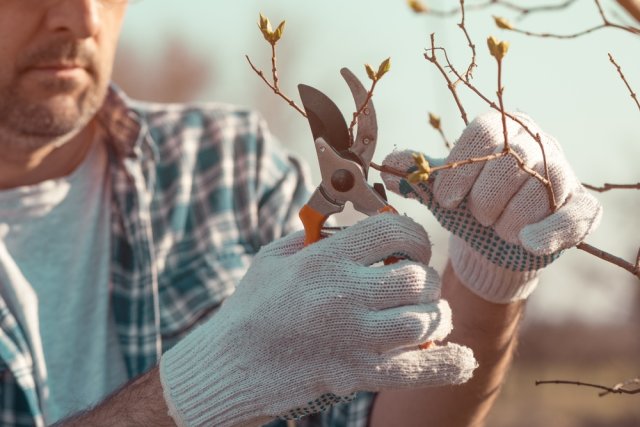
297, 68, 432, 350
297, 68, 398, 246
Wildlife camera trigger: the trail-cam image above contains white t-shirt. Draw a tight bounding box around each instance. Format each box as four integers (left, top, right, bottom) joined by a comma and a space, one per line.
0, 134, 129, 423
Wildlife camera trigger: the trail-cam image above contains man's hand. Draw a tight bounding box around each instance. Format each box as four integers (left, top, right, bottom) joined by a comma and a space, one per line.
370, 111, 602, 427
382, 111, 602, 303
159, 214, 476, 427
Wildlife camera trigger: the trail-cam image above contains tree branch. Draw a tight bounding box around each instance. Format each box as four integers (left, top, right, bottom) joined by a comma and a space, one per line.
536, 378, 640, 396
245, 55, 307, 118
608, 53, 640, 112
503, 0, 640, 38
576, 242, 640, 279
582, 182, 640, 192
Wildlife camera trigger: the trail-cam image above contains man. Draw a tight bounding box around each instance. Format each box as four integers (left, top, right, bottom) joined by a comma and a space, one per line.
0, 1, 601, 427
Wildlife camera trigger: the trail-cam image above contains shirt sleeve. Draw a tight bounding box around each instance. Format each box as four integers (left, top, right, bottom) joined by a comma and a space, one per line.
249, 112, 312, 246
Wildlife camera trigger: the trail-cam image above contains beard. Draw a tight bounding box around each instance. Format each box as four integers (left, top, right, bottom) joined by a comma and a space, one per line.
0, 39, 109, 151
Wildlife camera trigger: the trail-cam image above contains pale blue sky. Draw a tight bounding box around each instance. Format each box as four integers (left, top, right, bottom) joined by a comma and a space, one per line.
119, 0, 639, 324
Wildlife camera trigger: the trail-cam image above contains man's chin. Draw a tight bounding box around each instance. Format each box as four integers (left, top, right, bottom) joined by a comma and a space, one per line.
0, 80, 106, 150
0, 101, 97, 151
20, 92, 99, 133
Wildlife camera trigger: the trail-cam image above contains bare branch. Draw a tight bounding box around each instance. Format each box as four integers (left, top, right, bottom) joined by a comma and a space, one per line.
424, 35, 470, 126
496, 0, 579, 17
245, 55, 307, 118
458, 0, 478, 82
505, 0, 640, 38
576, 242, 640, 279
583, 182, 640, 192
536, 378, 640, 395
496, 54, 509, 152
420, 0, 578, 19
247, 15, 307, 118
437, 127, 453, 150
608, 53, 640, 112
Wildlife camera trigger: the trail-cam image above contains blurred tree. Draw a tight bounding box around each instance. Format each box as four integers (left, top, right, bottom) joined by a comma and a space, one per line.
112, 35, 214, 103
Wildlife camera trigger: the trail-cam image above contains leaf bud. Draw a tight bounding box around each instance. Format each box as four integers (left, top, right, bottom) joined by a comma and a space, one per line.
487, 36, 510, 60
428, 113, 441, 130
493, 16, 514, 30
408, 0, 429, 13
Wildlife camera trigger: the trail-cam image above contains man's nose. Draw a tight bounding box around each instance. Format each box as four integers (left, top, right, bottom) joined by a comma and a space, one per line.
45, 0, 101, 39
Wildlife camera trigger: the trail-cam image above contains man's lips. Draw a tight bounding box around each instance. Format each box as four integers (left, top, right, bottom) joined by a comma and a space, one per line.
24, 63, 90, 79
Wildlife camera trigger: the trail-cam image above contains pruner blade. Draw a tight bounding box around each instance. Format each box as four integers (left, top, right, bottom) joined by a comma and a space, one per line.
298, 84, 351, 155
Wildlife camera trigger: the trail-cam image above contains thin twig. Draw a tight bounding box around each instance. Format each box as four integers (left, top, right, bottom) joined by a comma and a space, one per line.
423, 0, 578, 19
496, 0, 578, 17
576, 242, 640, 278
245, 55, 307, 118
458, 0, 477, 82
271, 44, 279, 90
536, 379, 640, 395
371, 152, 509, 177
511, 22, 639, 38
424, 35, 469, 126
601, 377, 640, 396
507, 0, 640, 38
608, 53, 640, 112
496, 56, 510, 152
431, 152, 509, 172
437, 127, 453, 150
583, 182, 640, 192
370, 161, 407, 179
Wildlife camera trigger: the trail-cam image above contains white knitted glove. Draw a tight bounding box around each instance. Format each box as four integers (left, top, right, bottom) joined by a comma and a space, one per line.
382, 111, 602, 303
159, 214, 476, 427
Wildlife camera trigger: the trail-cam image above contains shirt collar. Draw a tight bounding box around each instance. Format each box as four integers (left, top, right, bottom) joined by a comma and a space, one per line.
96, 84, 145, 160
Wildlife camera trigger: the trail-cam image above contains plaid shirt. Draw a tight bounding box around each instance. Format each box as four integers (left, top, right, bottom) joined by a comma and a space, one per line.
0, 87, 374, 426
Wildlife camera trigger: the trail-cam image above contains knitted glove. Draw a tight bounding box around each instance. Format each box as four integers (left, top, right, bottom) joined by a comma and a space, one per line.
382, 111, 602, 303
159, 214, 477, 427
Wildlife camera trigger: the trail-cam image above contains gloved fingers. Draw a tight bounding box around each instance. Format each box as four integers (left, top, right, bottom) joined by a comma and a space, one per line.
315, 214, 432, 266
357, 264, 441, 310
433, 111, 523, 209
258, 230, 306, 257
363, 300, 452, 353
362, 343, 477, 390
381, 150, 434, 205
520, 190, 603, 255
467, 132, 543, 227
494, 158, 575, 245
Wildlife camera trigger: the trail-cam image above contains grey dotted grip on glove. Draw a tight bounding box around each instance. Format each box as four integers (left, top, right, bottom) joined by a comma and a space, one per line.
382, 111, 602, 303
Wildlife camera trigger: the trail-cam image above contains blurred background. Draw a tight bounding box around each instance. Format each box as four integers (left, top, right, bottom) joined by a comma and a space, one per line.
116, 1, 639, 425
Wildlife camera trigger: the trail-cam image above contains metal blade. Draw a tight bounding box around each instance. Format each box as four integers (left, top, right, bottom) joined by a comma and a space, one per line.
298, 84, 351, 155
341, 67, 378, 173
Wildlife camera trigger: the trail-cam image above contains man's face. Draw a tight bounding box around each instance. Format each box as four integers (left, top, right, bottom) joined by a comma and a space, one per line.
0, 0, 127, 149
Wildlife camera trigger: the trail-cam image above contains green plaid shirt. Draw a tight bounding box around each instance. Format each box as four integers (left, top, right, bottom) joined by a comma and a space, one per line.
0, 87, 374, 427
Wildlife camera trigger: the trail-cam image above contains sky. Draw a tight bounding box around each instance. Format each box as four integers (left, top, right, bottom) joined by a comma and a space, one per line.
119, 0, 640, 325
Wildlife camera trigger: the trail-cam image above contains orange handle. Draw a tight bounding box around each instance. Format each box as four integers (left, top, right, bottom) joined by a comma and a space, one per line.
378, 205, 400, 265
299, 204, 329, 246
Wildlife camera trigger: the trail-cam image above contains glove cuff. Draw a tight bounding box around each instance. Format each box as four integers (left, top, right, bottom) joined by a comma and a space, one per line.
449, 235, 539, 304
159, 322, 272, 427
